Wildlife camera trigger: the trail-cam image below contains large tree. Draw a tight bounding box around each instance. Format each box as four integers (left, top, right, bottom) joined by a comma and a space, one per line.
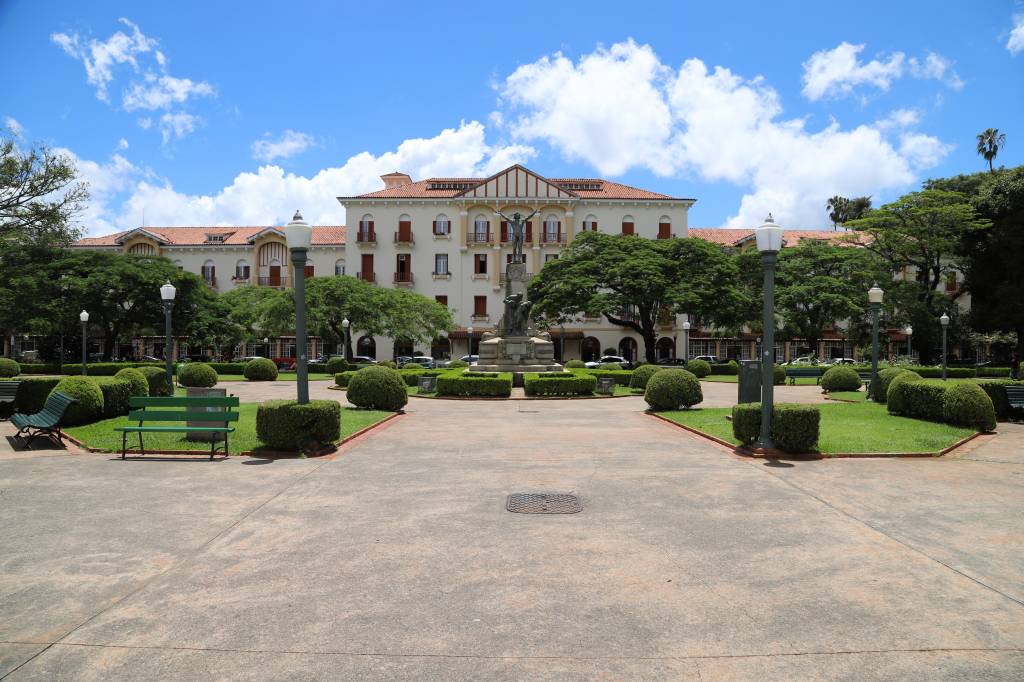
528, 232, 745, 363
976, 128, 1007, 173
1, 134, 89, 246
826, 195, 872, 230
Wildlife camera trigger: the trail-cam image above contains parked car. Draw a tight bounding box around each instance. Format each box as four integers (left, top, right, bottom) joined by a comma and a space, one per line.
395, 356, 412, 367
585, 355, 631, 370
406, 356, 435, 369
458, 354, 479, 365
827, 357, 857, 365
787, 356, 817, 366
691, 355, 720, 364
349, 355, 377, 365
657, 358, 688, 366
140, 355, 162, 362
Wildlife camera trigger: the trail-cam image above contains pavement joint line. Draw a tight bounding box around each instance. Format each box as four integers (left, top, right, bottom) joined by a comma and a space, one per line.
745, 459, 1024, 609
2, 640, 1021, 662
0, 458, 334, 680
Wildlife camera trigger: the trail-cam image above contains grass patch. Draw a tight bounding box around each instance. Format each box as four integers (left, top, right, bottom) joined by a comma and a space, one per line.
659, 401, 974, 454
827, 390, 867, 402
65, 402, 393, 454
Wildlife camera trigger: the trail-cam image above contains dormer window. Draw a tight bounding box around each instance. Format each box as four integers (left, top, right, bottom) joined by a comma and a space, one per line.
205, 233, 228, 244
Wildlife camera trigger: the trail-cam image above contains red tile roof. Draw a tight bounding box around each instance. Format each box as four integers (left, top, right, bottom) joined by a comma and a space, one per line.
689, 228, 866, 247
75, 226, 347, 247
350, 176, 685, 200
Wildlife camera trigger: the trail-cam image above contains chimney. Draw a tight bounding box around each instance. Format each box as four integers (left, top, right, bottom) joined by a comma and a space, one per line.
381, 172, 412, 189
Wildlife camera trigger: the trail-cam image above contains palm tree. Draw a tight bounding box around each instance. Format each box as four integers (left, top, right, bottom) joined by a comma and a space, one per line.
826, 195, 848, 231
976, 128, 1007, 173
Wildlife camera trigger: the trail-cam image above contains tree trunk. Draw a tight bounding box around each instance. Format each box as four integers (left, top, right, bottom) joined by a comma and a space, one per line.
643, 328, 657, 364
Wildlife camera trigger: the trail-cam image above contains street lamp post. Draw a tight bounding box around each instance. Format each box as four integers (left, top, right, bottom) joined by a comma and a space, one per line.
342, 318, 350, 361
79, 310, 89, 374
868, 285, 884, 400
905, 325, 913, 362
160, 282, 176, 389
940, 313, 950, 380
286, 211, 313, 405
560, 323, 565, 363
682, 320, 690, 362
467, 326, 474, 358
754, 214, 783, 449
263, 337, 269, 357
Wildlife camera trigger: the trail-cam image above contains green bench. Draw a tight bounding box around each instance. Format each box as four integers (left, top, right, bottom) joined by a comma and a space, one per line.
11, 391, 78, 448
785, 367, 824, 385
116, 395, 240, 460
0, 380, 21, 410
858, 371, 873, 389
1006, 386, 1024, 415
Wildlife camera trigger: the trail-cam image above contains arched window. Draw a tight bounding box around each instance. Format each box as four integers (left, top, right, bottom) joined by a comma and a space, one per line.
359, 214, 375, 242
356, 335, 376, 359
618, 337, 638, 363
128, 242, 155, 255
235, 259, 250, 280
431, 337, 451, 360
473, 215, 489, 241
581, 336, 601, 362
201, 259, 216, 285
334, 259, 345, 276
543, 215, 561, 243
621, 215, 635, 236
656, 336, 675, 360
397, 214, 412, 242
658, 215, 672, 239
393, 338, 414, 359
582, 214, 598, 232
434, 213, 450, 235
173, 259, 184, 271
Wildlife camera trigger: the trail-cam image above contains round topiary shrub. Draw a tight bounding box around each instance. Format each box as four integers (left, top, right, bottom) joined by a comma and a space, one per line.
178, 362, 218, 388
402, 362, 424, 370
448, 359, 470, 368
347, 365, 408, 411
598, 362, 622, 371
629, 364, 662, 389
644, 369, 702, 411
378, 360, 397, 369
0, 358, 20, 378
244, 358, 278, 381
564, 359, 585, 369
886, 370, 923, 414
943, 382, 996, 432
114, 367, 149, 396
877, 367, 905, 398
324, 357, 349, 375
50, 376, 104, 426
773, 364, 787, 385
820, 365, 861, 392
687, 359, 711, 378
137, 366, 172, 397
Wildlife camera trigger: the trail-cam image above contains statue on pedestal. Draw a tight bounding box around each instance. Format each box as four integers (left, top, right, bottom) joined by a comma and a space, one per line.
502, 292, 533, 337
495, 207, 541, 265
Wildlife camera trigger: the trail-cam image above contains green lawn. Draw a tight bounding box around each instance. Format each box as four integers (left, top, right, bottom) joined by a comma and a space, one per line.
659, 401, 975, 454
66, 403, 393, 454
826, 390, 868, 402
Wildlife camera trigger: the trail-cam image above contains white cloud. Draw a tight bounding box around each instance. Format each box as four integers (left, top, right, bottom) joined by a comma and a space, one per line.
5, 116, 24, 137
122, 74, 215, 111
55, 147, 146, 235
497, 40, 951, 228
51, 18, 156, 101
800, 42, 962, 101
137, 117, 153, 130
159, 112, 201, 144
876, 108, 921, 130
1009, 14, 1024, 55
251, 130, 317, 162
75, 121, 534, 235
117, 138, 129, 150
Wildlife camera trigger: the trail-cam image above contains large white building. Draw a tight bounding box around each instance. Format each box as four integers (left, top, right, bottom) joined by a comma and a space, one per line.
74, 165, 696, 362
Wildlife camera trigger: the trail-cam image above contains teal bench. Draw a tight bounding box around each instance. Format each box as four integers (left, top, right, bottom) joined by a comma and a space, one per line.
785, 367, 824, 385
11, 391, 77, 448
858, 372, 873, 388
1006, 386, 1024, 415
115, 395, 240, 460
0, 380, 21, 411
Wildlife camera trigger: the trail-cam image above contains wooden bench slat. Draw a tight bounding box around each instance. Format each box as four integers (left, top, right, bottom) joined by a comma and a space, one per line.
129, 396, 239, 408
127, 410, 240, 422
116, 426, 235, 433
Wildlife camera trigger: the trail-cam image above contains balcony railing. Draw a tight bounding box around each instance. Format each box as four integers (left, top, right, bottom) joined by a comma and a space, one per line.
499, 272, 533, 284
540, 233, 565, 245
356, 230, 376, 243
257, 276, 290, 288
467, 231, 492, 244
393, 272, 414, 284
357, 271, 376, 283
394, 231, 414, 244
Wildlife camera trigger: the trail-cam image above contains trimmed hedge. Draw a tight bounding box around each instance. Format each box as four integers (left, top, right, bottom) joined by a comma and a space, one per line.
976, 367, 1012, 378
709, 360, 739, 376
437, 371, 513, 398
64, 361, 164, 376
92, 377, 132, 418
244, 358, 279, 381
821, 365, 861, 392
598, 362, 623, 370
347, 366, 408, 411
876, 367, 905, 398
335, 370, 357, 388
976, 380, 1024, 420
629, 364, 662, 390
885, 371, 923, 414
447, 359, 470, 368
12, 362, 61, 375
571, 368, 634, 385
378, 360, 398, 369
890, 382, 949, 422
256, 399, 342, 451
397, 368, 447, 387
178, 362, 218, 388
137, 366, 172, 397
773, 364, 787, 386
911, 366, 976, 379
402, 362, 425, 370
208, 362, 247, 375
731, 402, 821, 453
114, 368, 149, 397
0, 358, 20, 378
12, 377, 62, 414
687, 359, 711, 378
943, 383, 996, 432
644, 369, 702, 411
50, 376, 104, 426
524, 372, 597, 397
324, 357, 350, 375
563, 359, 586, 369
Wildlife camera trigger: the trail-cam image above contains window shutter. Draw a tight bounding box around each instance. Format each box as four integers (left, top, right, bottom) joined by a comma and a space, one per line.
432, 220, 437, 234
557, 221, 562, 241
622, 222, 634, 235
526, 221, 533, 242
368, 220, 375, 237
592, 220, 598, 231
658, 222, 671, 239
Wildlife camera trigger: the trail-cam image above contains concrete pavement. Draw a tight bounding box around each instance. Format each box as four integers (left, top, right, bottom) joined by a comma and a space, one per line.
0, 392, 1021, 679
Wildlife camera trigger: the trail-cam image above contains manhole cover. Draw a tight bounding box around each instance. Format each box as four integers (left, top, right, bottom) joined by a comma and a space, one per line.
507, 493, 581, 514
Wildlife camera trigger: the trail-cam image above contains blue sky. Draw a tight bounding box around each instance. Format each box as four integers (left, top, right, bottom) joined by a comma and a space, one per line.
2, 0, 1022, 236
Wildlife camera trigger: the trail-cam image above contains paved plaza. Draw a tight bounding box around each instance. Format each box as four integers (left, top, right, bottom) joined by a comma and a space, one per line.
1, 387, 1022, 680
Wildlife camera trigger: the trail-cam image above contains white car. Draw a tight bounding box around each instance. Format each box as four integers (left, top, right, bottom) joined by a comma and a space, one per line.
584, 355, 631, 370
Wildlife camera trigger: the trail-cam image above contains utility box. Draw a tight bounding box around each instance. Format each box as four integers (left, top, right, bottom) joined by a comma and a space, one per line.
738, 360, 762, 404
186, 387, 227, 442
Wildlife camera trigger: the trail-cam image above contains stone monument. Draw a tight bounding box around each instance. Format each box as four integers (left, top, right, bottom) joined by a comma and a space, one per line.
474, 210, 563, 376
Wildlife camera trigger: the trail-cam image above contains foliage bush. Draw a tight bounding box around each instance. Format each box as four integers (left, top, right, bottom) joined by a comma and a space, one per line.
773, 364, 787, 385
644, 369, 702, 411
397, 368, 447, 387
114, 368, 149, 397
821, 365, 861, 392
50, 376, 104, 426
975, 380, 1024, 420
378, 360, 397, 369
347, 366, 408, 411
322, 357, 348, 375
876, 367, 905, 398
256, 399, 342, 451
976, 367, 1012, 378
335, 370, 357, 388
437, 371, 513, 398
942, 383, 996, 432
402, 362, 425, 370
12, 377, 62, 414
11, 362, 61, 375
0, 358, 20, 378
563, 359, 586, 369
885, 371, 923, 414
687, 359, 710, 378
523, 372, 597, 396
208, 362, 247, 375
92, 377, 132, 418
447, 359, 470, 368
138, 366, 172, 397
629, 364, 662, 390
244, 358, 279, 381
62, 361, 163, 376
731, 402, 821, 453
891, 382, 947, 422
178, 362, 219, 388
570, 368, 633, 385
910, 366, 976, 379
709, 360, 739, 375
598, 362, 623, 370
